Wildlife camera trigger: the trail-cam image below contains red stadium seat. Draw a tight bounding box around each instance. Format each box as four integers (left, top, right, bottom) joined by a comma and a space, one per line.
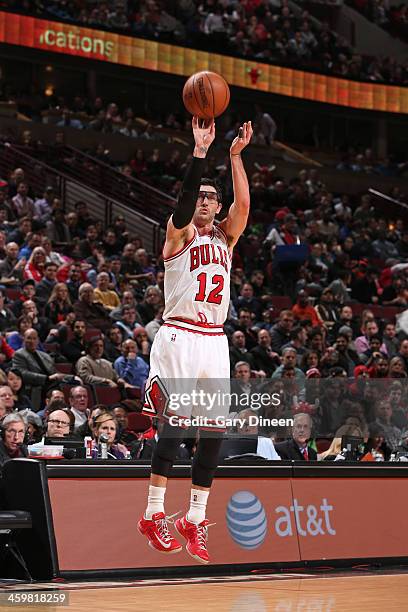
4, 288, 21, 302
84, 328, 102, 341
55, 363, 73, 375
44, 343, 58, 353
270, 296, 292, 312
126, 412, 152, 433
92, 385, 123, 406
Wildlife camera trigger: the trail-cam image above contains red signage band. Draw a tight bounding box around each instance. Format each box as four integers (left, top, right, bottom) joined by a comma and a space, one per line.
0, 12, 407, 114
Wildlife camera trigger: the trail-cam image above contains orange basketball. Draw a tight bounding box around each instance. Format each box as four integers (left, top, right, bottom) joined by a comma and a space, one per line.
182, 71, 230, 119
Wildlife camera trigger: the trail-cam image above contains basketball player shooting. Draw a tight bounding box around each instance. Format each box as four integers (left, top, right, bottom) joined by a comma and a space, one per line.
139, 116, 253, 563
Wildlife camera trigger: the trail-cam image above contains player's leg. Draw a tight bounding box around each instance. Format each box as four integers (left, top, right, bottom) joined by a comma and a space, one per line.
139, 326, 197, 553
175, 334, 229, 564
138, 422, 186, 553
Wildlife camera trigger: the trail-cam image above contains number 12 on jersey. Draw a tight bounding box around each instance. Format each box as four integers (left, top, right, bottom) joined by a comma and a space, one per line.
195, 273, 224, 305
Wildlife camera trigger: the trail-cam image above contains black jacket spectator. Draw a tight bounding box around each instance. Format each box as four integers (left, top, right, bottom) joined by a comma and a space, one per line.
274, 438, 317, 461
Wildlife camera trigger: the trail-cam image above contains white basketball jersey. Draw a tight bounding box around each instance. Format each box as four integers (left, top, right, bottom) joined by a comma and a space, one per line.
163, 225, 231, 326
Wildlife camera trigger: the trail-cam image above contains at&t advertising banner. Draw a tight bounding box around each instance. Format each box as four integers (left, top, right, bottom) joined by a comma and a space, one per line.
48, 475, 408, 571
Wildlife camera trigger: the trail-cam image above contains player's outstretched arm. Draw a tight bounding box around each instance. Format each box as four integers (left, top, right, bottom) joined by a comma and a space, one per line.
219, 121, 253, 249
163, 117, 215, 259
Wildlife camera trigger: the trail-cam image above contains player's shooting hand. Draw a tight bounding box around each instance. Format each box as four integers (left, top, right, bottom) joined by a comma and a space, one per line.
192, 115, 215, 158
230, 121, 253, 156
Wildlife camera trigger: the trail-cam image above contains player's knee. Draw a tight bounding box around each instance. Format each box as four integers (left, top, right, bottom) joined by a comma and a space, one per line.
151, 424, 185, 477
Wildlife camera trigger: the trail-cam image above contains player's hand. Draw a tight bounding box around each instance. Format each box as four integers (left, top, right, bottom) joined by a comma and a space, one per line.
192, 115, 215, 158
230, 121, 253, 156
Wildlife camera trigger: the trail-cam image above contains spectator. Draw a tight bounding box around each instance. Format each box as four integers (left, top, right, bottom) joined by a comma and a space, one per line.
73, 282, 112, 333
270, 310, 295, 352
0, 413, 28, 469
11, 328, 66, 409
292, 290, 321, 327
76, 336, 126, 387
45, 406, 75, 438
114, 339, 149, 388
275, 413, 317, 460
229, 330, 254, 371
91, 411, 127, 459
93, 271, 120, 311
44, 283, 73, 324
35, 262, 59, 306
7, 368, 34, 411
68, 385, 90, 430
272, 347, 306, 384
23, 246, 46, 281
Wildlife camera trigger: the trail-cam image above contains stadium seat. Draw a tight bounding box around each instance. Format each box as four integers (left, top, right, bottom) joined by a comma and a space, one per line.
55, 362, 73, 375
4, 287, 21, 302
44, 343, 58, 353
270, 296, 292, 311
84, 328, 102, 341
126, 411, 152, 433
92, 385, 123, 406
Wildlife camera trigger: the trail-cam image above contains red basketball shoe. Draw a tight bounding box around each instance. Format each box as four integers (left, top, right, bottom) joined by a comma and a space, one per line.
174, 515, 214, 564
138, 512, 182, 554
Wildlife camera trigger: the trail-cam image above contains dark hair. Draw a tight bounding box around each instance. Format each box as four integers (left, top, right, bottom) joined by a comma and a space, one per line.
47, 405, 75, 430
7, 368, 26, 398
200, 177, 222, 204
44, 261, 58, 270
290, 326, 304, 341
86, 336, 104, 352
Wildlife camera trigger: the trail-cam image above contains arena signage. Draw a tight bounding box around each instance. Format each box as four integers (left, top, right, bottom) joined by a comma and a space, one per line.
1, 12, 407, 113
47, 476, 408, 571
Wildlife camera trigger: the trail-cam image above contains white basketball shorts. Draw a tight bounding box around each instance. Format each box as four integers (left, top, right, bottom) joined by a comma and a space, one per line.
142, 319, 230, 430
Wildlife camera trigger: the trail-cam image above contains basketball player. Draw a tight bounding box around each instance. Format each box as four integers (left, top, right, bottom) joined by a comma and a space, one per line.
138, 116, 253, 563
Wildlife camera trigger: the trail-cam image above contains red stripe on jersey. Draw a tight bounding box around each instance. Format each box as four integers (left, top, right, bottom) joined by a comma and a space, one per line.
163, 323, 225, 336
163, 229, 197, 262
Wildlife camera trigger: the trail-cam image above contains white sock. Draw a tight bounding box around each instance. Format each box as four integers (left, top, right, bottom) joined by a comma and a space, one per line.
186, 488, 209, 525
145, 485, 166, 520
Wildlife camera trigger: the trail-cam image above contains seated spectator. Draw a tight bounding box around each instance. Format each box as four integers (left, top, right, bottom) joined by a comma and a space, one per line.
73, 282, 113, 333
397, 338, 408, 372
44, 283, 73, 324
114, 339, 149, 389
60, 318, 86, 363
116, 304, 142, 339
389, 356, 407, 378
93, 271, 120, 311
292, 290, 321, 327
11, 328, 68, 410
76, 336, 127, 387
229, 330, 254, 372
281, 325, 309, 364
19, 409, 43, 444
319, 438, 342, 461
369, 399, 402, 451
7, 368, 34, 411
360, 424, 390, 462
35, 262, 58, 306
12, 182, 34, 219
233, 408, 281, 461
44, 406, 75, 439
0, 242, 25, 283
315, 288, 338, 333
0, 385, 16, 413
76, 403, 110, 440
110, 289, 139, 321
145, 305, 164, 343
20, 299, 50, 341
46, 209, 71, 245
0, 413, 28, 469
23, 246, 46, 281
104, 325, 124, 362
272, 347, 306, 384
387, 381, 407, 430
91, 411, 128, 459
250, 329, 280, 376
270, 310, 295, 352
7, 315, 33, 351
68, 385, 89, 430
136, 286, 163, 325
34, 186, 54, 224
0, 289, 17, 332
275, 412, 317, 460
355, 320, 386, 355
133, 327, 151, 362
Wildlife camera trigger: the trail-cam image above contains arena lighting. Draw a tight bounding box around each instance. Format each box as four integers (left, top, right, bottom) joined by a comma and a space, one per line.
0, 11, 407, 114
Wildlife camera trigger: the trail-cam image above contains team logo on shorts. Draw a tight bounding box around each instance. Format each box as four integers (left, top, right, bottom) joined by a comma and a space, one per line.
226, 491, 267, 550
171, 333, 176, 342
144, 376, 170, 417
